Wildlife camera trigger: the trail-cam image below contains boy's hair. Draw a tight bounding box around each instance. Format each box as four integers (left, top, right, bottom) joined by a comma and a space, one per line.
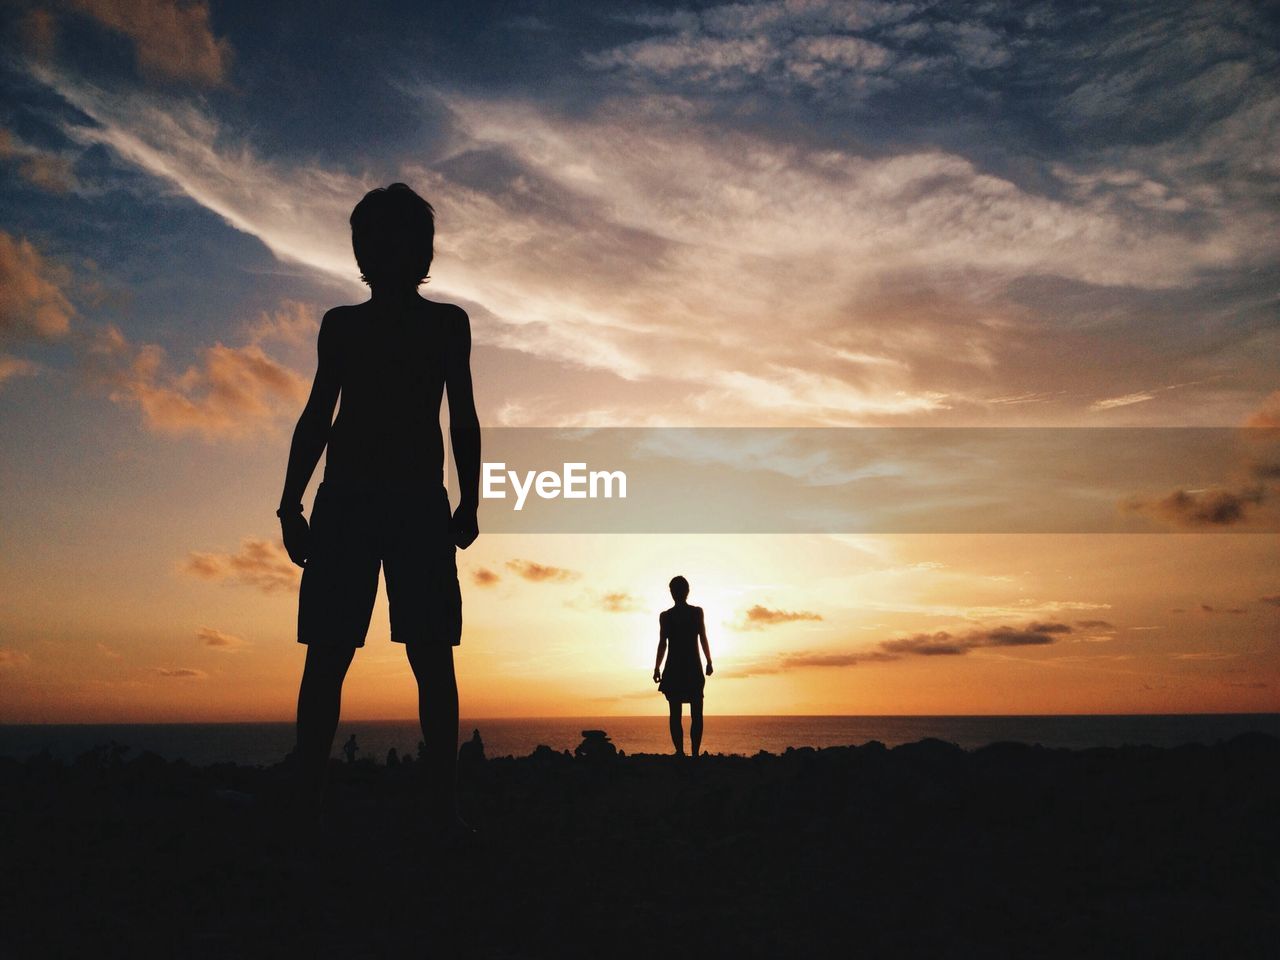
669, 575, 690, 599
350, 183, 435, 288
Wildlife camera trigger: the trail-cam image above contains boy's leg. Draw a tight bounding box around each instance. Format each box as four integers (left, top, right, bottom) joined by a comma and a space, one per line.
406, 642, 459, 821
668, 699, 684, 755
690, 697, 704, 758
295, 643, 357, 809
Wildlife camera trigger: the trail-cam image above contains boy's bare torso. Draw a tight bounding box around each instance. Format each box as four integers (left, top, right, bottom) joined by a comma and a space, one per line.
321, 297, 467, 493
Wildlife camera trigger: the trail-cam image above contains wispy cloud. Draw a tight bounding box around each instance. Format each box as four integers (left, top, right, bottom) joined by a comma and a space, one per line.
153, 666, 207, 679
505, 559, 580, 583
0, 129, 77, 192
736, 604, 823, 630
66, 0, 232, 86
197, 627, 248, 651
0, 354, 39, 385
568, 590, 644, 613
1090, 392, 1155, 412
184, 538, 299, 594
0, 231, 74, 344
723, 620, 1074, 677
1123, 485, 1266, 528
880, 622, 1073, 656
470, 566, 501, 587
0, 648, 32, 667
247, 301, 318, 347
86, 322, 307, 440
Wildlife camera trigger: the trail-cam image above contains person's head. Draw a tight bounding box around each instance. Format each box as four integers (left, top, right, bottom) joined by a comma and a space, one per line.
350, 183, 435, 290
669, 575, 690, 602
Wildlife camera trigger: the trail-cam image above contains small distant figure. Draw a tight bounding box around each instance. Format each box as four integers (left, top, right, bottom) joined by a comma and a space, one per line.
575, 729, 618, 762
653, 576, 713, 757
343, 734, 359, 764
386, 747, 400, 767
458, 729, 485, 767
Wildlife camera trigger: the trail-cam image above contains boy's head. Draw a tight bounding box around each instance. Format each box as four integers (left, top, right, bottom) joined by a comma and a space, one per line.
669, 576, 690, 602
350, 183, 435, 289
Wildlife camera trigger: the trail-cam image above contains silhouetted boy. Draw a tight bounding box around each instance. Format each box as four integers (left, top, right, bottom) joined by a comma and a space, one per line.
278, 183, 480, 837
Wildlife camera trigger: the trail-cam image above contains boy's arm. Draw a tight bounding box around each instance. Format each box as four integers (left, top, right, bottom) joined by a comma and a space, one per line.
445, 306, 481, 549
278, 310, 341, 565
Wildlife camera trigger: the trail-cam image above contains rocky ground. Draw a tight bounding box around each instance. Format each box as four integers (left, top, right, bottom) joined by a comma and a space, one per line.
2, 733, 1277, 958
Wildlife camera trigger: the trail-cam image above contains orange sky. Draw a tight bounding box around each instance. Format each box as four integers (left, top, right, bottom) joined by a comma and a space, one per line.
1, 0, 1278, 721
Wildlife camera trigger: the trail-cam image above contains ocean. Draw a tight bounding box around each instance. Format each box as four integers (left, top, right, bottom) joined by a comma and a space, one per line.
2, 714, 1278, 767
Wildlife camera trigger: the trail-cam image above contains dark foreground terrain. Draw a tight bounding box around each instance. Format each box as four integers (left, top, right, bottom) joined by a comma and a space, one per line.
2, 734, 1278, 959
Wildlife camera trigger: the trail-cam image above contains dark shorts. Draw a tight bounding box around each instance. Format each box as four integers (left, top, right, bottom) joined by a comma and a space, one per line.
298, 482, 461, 648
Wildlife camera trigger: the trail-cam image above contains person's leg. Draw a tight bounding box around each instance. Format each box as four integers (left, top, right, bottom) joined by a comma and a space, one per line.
295, 643, 357, 808
690, 697, 704, 758
406, 642, 459, 821
668, 699, 684, 755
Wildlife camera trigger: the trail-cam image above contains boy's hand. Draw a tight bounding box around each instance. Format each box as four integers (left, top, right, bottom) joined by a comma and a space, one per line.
706, 661, 714, 676
451, 505, 479, 549
280, 511, 310, 568
653, 669, 662, 684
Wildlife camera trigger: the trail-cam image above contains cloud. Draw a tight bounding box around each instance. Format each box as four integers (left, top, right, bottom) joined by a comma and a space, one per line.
154, 667, 207, 679
568, 590, 644, 613
1123, 485, 1266, 528
0, 129, 77, 192
587, 1, 983, 99
737, 604, 823, 629
1172, 652, 1235, 661
1245, 391, 1280, 428
599, 591, 641, 613
1260, 595, 1280, 608
0, 648, 32, 667
720, 649, 899, 678
470, 567, 501, 587
184, 538, 299, 594
20, 8, 57, 61
1090, 392, 1155, 412
0, 354, 39, 385
247, 300, 318, 346
68, 0, 232, 86
0, 231, 74, 345
880, 621, 1072, 656
1198, 604, 1246, 615
1075, 619, 1115, 630
28, 5, 1278, 430
96, 642, 122, 659
36, 68, 1270, 430
723, 619, 1073, 677
86, 323, 307, 439
197, 626, 247, 651
505, 559, 579, 583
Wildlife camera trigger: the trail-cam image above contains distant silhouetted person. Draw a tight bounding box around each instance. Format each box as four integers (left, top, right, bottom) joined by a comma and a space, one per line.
279, 183, 481, 838
343, 734, 359, 764
386, 747, 400, 767
653, 576, 713, 757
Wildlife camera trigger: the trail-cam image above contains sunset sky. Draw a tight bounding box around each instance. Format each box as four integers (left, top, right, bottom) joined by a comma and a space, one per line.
1, 0, 1277, 722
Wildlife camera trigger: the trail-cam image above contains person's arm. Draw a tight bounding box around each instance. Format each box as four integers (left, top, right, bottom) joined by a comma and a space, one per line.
445, 306, 480, 549
699, 607, 713, 676
653, 614, 668, 683
278, 309, 341, 567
